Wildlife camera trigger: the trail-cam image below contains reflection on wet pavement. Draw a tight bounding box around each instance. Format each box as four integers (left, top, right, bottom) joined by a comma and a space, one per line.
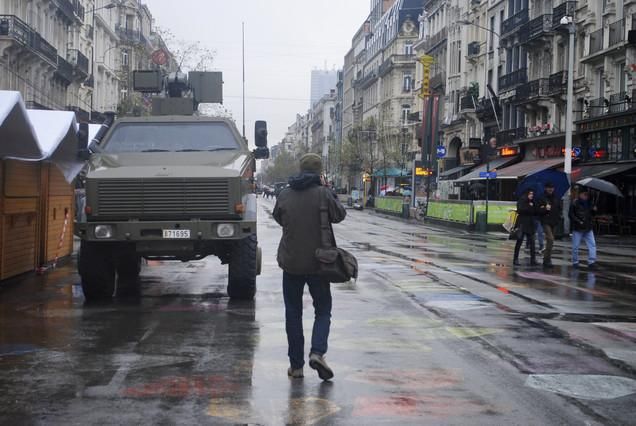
0, 200, 635, 424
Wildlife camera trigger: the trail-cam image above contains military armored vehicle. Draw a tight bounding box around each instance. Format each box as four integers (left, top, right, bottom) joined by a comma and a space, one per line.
75, 70, 269, 302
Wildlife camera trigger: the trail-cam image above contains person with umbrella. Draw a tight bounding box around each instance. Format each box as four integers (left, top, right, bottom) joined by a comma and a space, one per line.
538, 182, 561, 268
569, 188, 598, 269
513, 189, 540, 267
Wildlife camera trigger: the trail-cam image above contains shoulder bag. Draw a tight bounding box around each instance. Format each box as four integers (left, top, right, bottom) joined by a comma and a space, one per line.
314, 188, 358, 283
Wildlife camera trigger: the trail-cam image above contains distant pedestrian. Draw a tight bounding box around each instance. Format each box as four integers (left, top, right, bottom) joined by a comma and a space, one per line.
514, 190, 539, 267
569, 188, 598, 269
273, 153, 347, 381
538, 182, 562, 268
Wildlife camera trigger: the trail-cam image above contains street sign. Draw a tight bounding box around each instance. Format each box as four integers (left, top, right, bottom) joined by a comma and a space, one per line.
151, 49, 168, 66
479, 172, 497, 179
573, 147, 582, 157
436, 146, 447, 158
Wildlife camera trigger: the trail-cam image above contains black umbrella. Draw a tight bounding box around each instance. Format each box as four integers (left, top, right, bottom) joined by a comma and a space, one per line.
578, 177, 623, 197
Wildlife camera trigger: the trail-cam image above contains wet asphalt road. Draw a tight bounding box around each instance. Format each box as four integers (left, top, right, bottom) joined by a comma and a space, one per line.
1, 199, 636, 425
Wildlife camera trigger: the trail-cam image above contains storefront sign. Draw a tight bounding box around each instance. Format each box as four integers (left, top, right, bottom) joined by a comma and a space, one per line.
500, 146, 519, 157
578, 113, 636, 133
460, 148, 480, 165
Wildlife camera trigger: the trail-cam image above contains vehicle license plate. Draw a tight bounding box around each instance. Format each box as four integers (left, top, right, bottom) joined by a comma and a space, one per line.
162, 229, 191, 239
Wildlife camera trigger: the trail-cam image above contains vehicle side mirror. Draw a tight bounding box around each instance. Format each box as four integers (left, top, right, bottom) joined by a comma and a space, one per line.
253, 147, 269, 160
255, 120, 268, 148
78, 122, 90, 161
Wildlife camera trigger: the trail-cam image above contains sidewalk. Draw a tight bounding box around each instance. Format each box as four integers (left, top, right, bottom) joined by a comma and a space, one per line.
368, 207, 636, 260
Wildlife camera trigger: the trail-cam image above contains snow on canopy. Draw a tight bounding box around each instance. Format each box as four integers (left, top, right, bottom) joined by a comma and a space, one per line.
0, 90, 88, 182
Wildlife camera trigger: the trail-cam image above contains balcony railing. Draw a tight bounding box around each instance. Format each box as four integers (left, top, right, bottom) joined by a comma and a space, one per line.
589, 28, 604, 55
460, 94, 477, 112
502, 9, 529, 36
354, 70, 378, 89
116, 24, 142, 44
421, 27, 447, 53
516, 78, 549, 100
553, 1, 577, 28
55, 55, 74, 83
475, 97, 501, 122
526, 14, 553, 41
609, 18, 625, 46
0, 15, 58, 65
497, 127, 526, 145
588, 97, 607, 118
547, 71, 567, 95
499, 68, 528, 92
609, 92, 630, 114
68, 49, 89, 78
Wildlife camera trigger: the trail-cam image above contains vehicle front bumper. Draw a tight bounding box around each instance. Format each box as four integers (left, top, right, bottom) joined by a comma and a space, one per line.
75, 220, 256, 242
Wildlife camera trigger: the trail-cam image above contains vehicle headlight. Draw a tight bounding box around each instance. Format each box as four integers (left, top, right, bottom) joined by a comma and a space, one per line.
216, 224, 235, 238
94, 225, 114, 239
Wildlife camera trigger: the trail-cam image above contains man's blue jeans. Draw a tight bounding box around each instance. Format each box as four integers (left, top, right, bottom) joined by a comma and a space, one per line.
572, 230, 597, 265
283, 272, 332, 369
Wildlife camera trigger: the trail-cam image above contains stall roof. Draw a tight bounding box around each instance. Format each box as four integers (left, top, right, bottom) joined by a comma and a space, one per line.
439, 164, 473, 179
454, 157, 519, 182
0, 91, 41, 159
495, 158, 564, 179
570, 163, 636, 182
0, 91, 87, 182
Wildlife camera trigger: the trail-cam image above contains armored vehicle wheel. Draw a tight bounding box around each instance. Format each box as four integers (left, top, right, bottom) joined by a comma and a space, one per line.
117, 255, 142, 298
79, 241, 116, 302
227, 234, 258, 300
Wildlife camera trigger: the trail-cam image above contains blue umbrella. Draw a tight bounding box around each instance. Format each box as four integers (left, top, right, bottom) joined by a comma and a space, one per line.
516, 169, 570, 199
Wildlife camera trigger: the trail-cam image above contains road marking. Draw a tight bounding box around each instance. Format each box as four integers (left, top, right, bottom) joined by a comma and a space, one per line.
347, 368, 463, 390
525, 374, 636, 400
207, 397, 340, 425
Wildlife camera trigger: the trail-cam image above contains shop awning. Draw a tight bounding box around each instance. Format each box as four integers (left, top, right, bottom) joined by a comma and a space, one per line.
570, 163, 636, 182
0, 90, 87, 182
495, 158, 564, 179
439, 164, 473, 179
454, 157, 519, 182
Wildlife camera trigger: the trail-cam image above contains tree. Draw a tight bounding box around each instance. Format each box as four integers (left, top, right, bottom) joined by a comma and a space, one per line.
340, 117, 380, 191
262, 147, 298, 184
155, 28, 216, 72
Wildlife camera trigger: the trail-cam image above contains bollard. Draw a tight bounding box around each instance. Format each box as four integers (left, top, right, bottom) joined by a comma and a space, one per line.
476, 211, 488, 233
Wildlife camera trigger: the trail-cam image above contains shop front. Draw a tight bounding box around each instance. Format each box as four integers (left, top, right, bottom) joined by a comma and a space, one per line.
575, 109, 636, 233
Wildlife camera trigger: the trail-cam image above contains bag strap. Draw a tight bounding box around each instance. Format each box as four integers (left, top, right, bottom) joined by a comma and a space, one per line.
319, 187, 336, 249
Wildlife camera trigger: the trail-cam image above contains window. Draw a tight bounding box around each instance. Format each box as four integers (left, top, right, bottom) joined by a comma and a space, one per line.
596, 67, 605, 98
104, 122, 240, 153
403, 72, 412, 92
490, 16, 495, 50
401, 104, 411, 126
618, 63, 627, 93
122, 49, 129, 66
404, 41, 413, 56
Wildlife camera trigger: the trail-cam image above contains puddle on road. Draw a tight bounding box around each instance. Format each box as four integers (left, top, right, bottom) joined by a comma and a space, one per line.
525, 374, 636, 400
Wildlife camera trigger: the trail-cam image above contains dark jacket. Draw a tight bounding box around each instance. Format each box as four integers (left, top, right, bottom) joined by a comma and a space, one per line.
539, 191, 562, 227
569, 199, 595, 232
273, 173, 347, 275
516, 197, 538, 234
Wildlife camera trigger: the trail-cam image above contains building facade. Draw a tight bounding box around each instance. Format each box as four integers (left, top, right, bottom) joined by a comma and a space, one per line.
0, 0, 173, 122
310, 69, 337, 109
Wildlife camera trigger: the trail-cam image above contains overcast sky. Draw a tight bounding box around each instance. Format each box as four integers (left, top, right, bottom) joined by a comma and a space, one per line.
145, 0, 370, 145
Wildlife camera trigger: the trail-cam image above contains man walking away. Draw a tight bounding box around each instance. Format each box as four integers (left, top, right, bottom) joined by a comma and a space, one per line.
539, 182, 561, 268
569, 188, 597, 269
273, 153, 347, 381
514, 190, 539, 267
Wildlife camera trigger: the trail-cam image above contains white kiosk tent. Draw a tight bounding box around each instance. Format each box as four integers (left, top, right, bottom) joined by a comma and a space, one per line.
0, 91, 88, 279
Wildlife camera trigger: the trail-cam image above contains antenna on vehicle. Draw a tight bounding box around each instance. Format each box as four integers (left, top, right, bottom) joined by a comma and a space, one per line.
242, 22, 246, 139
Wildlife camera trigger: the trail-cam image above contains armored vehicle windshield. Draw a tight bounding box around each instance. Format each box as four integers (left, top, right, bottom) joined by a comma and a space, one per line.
103, 121, 240, 153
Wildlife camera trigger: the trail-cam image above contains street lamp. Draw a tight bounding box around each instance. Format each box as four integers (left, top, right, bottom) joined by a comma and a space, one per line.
560, 15, 576, 234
